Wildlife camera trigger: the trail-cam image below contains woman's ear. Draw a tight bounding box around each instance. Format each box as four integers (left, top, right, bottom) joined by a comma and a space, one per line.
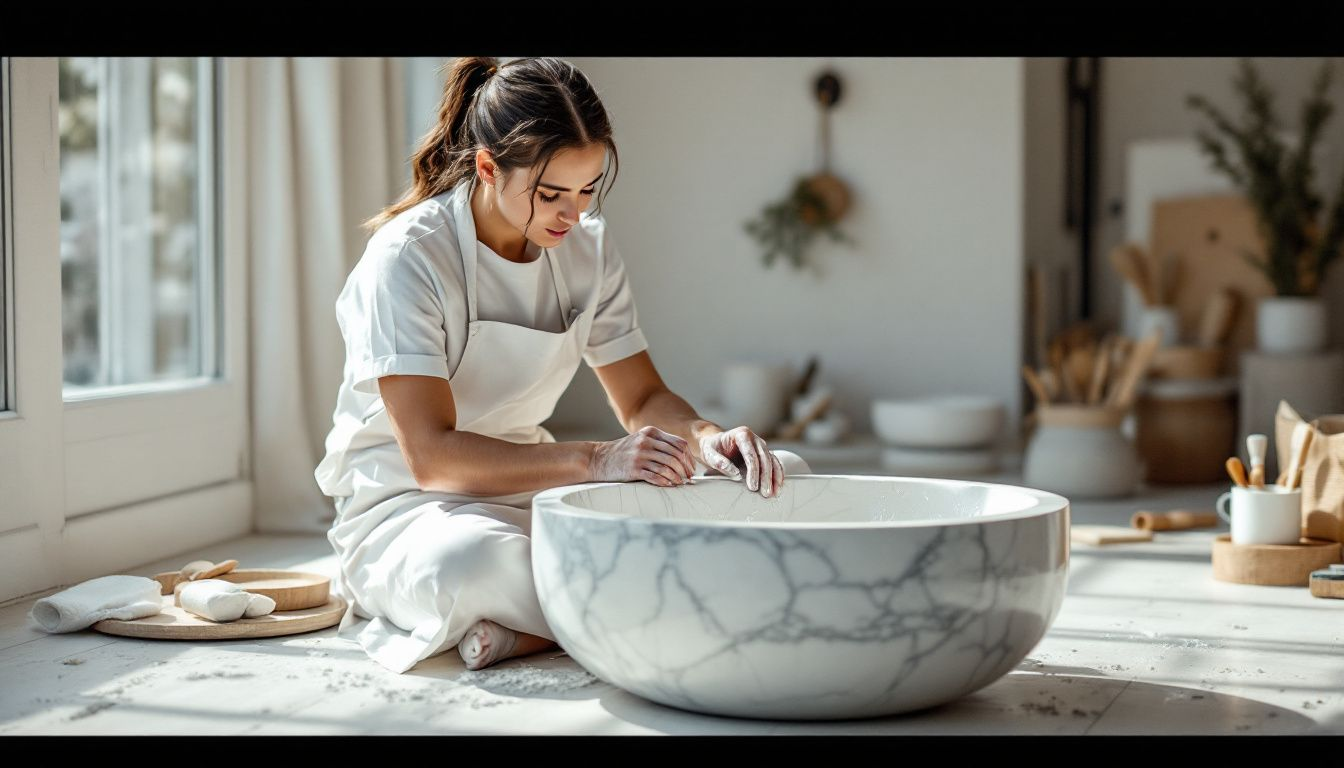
475, 148, 498, 187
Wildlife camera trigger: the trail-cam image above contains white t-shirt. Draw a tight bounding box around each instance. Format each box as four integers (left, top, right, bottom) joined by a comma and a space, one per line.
314, 187, 648, 504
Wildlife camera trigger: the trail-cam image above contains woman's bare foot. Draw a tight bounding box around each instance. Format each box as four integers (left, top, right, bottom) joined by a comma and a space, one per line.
457, 619, 558, 670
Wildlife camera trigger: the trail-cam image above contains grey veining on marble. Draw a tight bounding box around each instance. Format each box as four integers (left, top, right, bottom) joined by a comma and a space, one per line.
531, 475, 1070, 719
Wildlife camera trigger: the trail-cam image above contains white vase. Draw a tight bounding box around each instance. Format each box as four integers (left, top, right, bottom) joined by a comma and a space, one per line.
1257, 297, 1327, 353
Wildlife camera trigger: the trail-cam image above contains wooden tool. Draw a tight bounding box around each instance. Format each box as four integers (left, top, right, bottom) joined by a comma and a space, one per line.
166, 569, 331, 612
1225, 457, 1249, 488
1212, 535, 1341, 586
1086, 336, 1113, 404
794, 356, 820, 397
1067, 344, 1096, 403
1109, 243, 1156, 306
1196, 289, 1239, 347
1072, 525, 1154, 545
1283, 422, 1314, 491
776, 392, 833, 441
93, 593, 346, 640
1247, 434, 1268, 489
1130, 509, 1219, 531
1022, 365, 1051, 405
1105, 330, 1163, 410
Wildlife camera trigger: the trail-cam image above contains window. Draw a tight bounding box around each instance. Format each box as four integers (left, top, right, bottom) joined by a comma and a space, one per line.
59, 57, 218, 397
0, 58, 248, 602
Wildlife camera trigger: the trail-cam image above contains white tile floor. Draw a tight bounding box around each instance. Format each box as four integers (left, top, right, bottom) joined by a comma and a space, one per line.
2, 467, 1341, 734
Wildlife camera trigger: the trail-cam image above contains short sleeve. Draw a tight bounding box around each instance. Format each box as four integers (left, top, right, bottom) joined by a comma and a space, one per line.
583, 224, 649, 368
337, 240, 452, 395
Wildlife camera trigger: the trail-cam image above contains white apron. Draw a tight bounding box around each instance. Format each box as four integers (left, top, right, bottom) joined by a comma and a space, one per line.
327, 180, 595, 673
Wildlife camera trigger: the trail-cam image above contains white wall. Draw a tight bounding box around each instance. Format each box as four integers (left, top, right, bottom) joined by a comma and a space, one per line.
547, 58, 1026, 441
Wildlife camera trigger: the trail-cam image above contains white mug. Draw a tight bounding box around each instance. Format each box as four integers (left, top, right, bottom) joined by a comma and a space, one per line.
1215, 484, 1303, 545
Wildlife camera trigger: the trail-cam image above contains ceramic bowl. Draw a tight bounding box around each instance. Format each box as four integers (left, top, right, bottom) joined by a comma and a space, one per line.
871, 396, 1005, 449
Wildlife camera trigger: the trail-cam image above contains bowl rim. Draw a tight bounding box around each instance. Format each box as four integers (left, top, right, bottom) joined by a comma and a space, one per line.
871, 396, 1005, 413
532, 474, 1068, 530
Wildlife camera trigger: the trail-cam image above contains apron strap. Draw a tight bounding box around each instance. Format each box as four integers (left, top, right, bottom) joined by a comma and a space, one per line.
544, 248, 575, 328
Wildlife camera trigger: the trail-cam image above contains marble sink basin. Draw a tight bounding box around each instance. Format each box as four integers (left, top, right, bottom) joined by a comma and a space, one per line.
530, 474, 1070, 720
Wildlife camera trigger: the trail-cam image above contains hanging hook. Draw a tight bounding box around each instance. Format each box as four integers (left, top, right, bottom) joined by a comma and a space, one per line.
815, 71, 842, 108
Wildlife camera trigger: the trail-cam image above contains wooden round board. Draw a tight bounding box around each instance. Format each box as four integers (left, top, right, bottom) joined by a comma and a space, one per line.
156, 569, 330, 612
1212, 534, 1341, 586
92, 593, 346, 640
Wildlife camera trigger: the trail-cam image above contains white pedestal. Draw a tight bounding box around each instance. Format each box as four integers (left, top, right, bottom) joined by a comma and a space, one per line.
1239, 349, 1344, 476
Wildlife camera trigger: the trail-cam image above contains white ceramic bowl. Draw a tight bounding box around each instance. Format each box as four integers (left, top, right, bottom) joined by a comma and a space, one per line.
532, 475, 1069, 720
872, 396, 1005, 449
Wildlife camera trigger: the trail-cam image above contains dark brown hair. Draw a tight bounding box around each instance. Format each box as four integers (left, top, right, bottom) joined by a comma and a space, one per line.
363, 56, 619, 234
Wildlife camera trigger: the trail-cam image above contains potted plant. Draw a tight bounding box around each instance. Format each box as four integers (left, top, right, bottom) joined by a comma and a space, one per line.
1186, 57, 1344, 353
744, 173, 853, 271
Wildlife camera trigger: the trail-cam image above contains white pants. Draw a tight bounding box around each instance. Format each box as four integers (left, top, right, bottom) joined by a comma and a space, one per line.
333, 450, 811, 673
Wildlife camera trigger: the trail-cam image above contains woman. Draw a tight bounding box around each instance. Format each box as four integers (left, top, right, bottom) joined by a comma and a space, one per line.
315, 56, 810, 674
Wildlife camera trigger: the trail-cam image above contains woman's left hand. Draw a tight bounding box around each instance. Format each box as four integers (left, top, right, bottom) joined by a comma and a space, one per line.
698, 426, 785, 498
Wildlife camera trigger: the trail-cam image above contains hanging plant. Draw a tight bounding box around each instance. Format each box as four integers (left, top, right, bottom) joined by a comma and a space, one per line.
745, 71, 856, 271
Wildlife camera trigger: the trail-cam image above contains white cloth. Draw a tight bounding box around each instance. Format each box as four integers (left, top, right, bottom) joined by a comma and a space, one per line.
29, 575, 163, 633
317, 178, 647, 674
179, 580, 276, 622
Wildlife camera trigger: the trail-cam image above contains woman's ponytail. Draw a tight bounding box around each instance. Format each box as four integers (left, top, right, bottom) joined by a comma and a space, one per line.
362, 57, 497, 233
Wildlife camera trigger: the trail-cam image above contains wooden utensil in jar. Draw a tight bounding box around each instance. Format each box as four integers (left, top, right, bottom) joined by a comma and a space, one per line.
1022, 366, 1051, 406
1086, 336, 1114, 405
1196, 289, 1239, 347
1105, 330, 1163, 410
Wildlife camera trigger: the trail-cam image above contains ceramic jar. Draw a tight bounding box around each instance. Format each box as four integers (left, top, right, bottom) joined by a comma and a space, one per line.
1023, 405, 1141, 499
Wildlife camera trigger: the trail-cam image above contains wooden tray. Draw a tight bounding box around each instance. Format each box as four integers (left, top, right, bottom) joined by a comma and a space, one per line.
1211, 534, 1341, 586
155, 569, 330, 612
92, 593, 346, 640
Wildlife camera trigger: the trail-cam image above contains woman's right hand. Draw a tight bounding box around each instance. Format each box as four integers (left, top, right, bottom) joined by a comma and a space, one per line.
589, 425, 697, 486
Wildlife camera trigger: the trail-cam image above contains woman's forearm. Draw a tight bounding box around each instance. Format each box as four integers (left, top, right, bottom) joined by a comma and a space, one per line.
626, 388, 722, 463
414, 429, 597, 497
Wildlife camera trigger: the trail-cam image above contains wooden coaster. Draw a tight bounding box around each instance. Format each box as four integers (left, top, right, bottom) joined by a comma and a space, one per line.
1211, 535, 1342, 586
1072, 525, 1154, 545
92, 593, 346, 640
168, 569, 330, 612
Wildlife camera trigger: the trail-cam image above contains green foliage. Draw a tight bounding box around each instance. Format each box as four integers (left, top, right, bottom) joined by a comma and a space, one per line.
1186, 57, 1344, 296
743, 177, 854, 272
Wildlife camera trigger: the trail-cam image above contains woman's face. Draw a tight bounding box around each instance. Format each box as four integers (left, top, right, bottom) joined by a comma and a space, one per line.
486, 143, 607, 246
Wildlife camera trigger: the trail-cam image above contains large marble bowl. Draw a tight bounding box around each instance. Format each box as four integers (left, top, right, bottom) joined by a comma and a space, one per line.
530, 474, 1069, 720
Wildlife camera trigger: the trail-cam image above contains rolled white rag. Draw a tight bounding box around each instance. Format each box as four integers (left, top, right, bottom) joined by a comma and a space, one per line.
29, 575, 163, 633
179, 579, 276, 622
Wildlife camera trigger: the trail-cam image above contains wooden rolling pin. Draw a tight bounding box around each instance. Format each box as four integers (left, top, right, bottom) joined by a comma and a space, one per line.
1131, 509, 1220, 531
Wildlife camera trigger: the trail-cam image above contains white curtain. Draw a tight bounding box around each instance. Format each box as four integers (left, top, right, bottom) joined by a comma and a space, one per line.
245, 58, 409, 532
